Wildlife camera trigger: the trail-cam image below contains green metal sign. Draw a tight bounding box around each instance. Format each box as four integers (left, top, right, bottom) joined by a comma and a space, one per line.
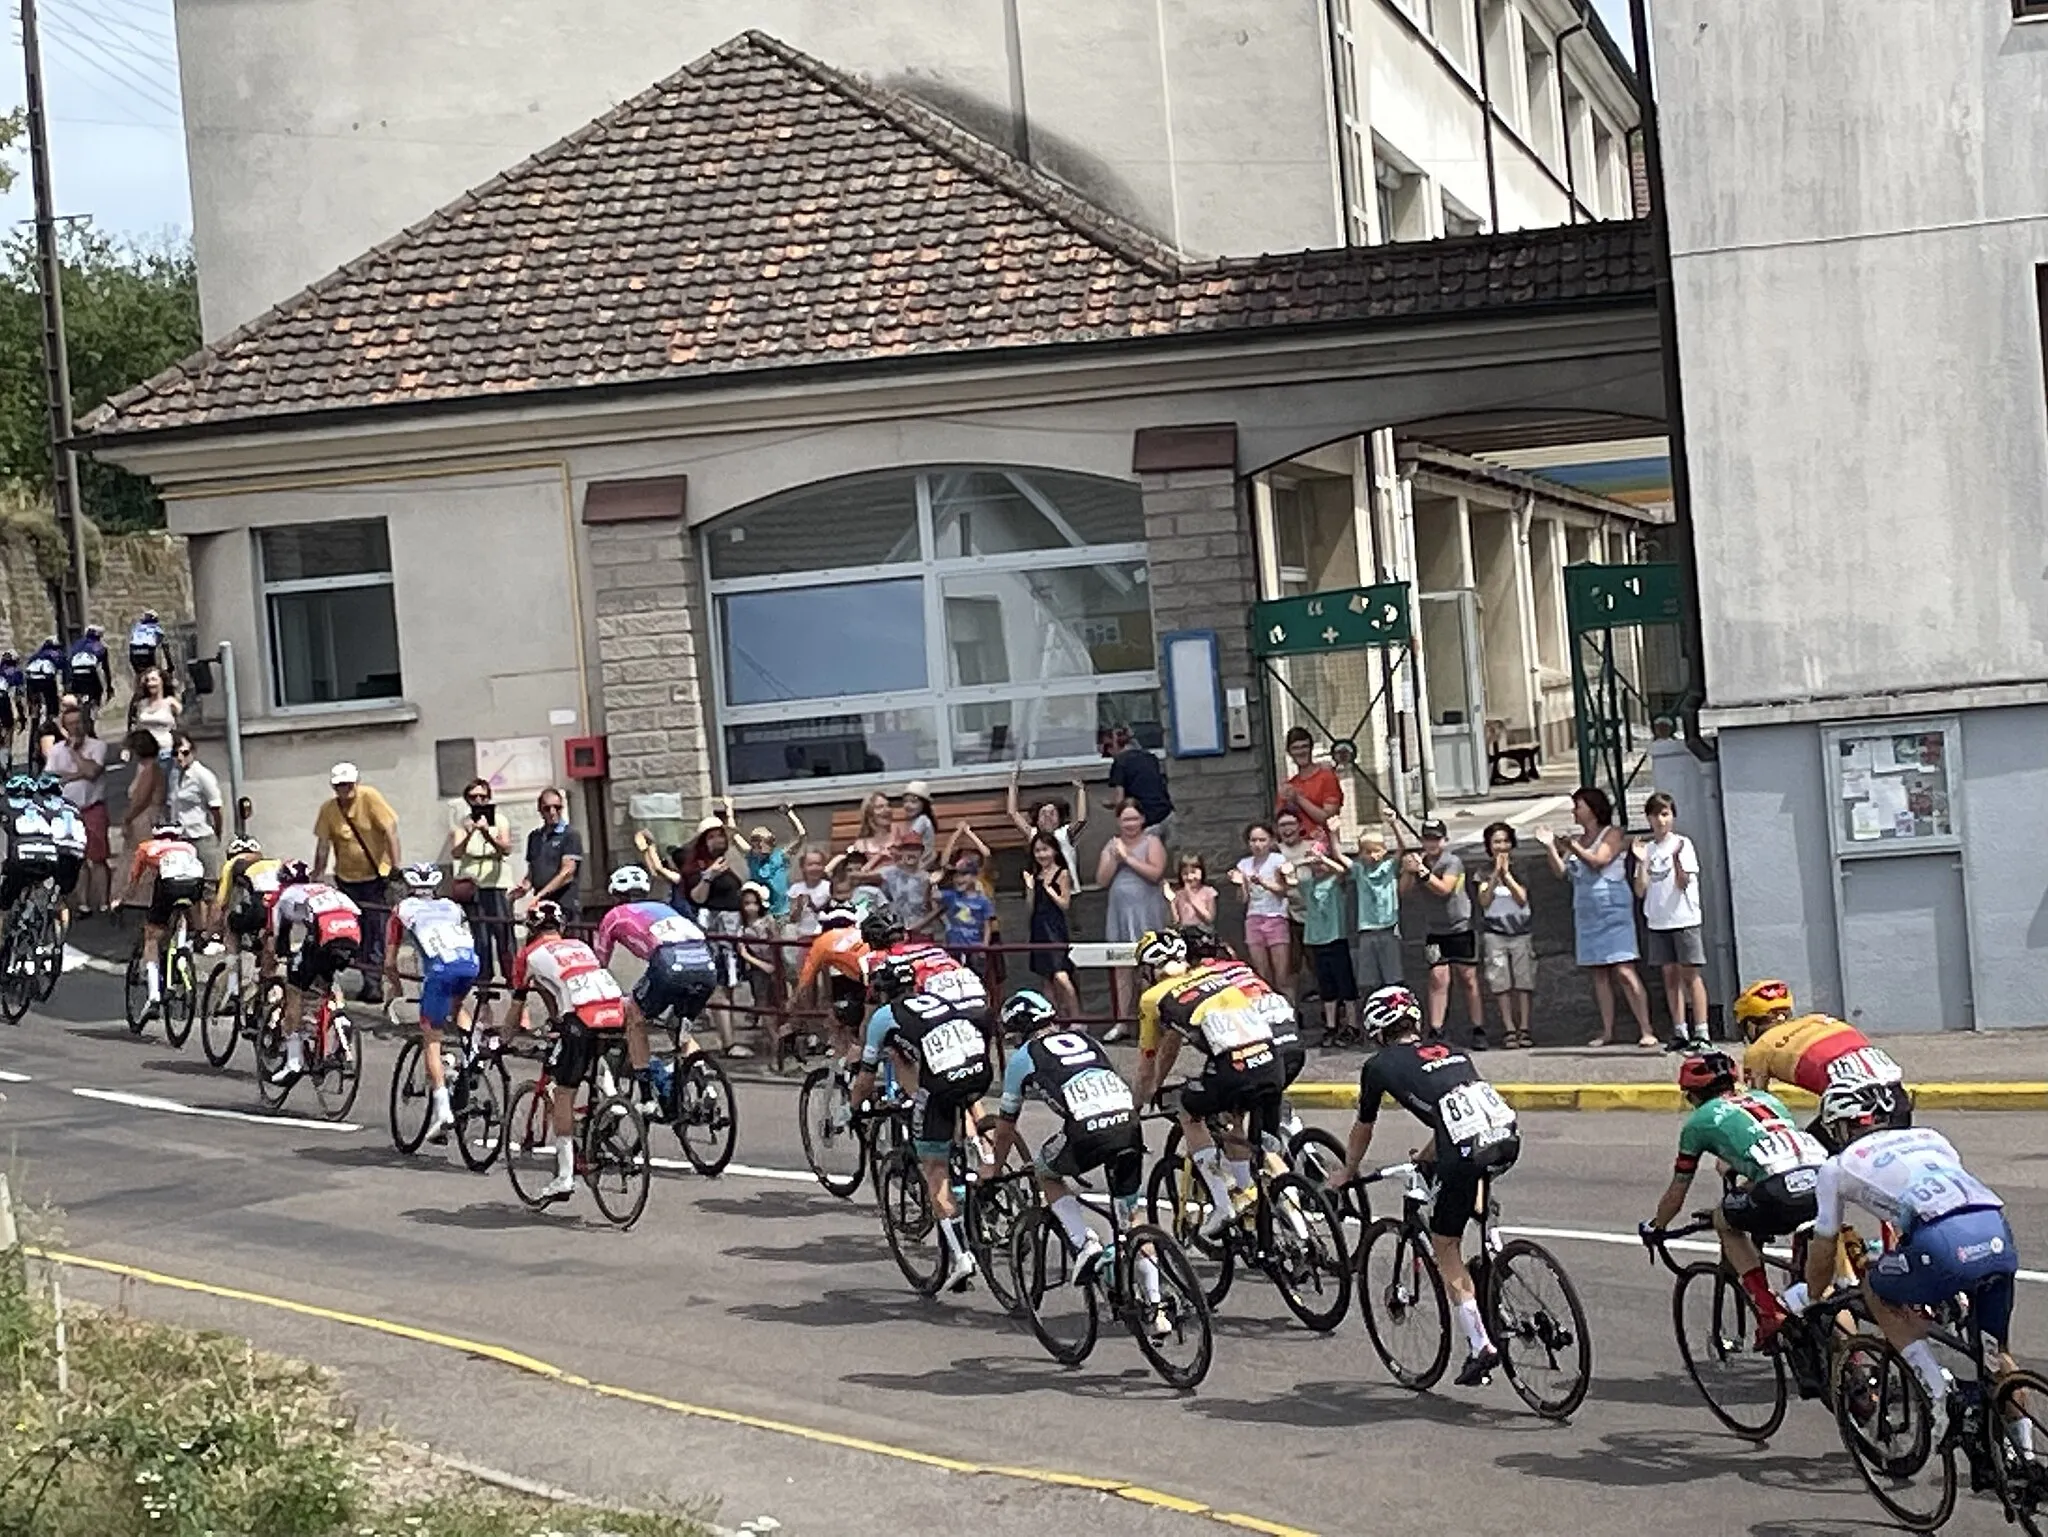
1565, 561, 1683, 632
1251, 582, 1412, 657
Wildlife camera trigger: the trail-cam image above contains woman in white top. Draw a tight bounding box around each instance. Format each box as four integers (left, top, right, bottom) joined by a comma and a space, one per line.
126, 667, 181, 817
1006, 767, 1088, 887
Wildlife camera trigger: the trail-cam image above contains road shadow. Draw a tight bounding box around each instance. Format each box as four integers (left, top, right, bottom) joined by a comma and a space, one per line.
1588, 1370, 1732, 1413
1495, 1429, 1862, 1492
295, 1143, 483, 1178
1750, 1521, 1893, 1537
842, 1352, 1181, 1403
137, 1057, 235, 1080
1188, 1376, 1534, 1432
721, 1232, 891, 1268
728, 1285, 1011, 1334
402, 1202, 607, 1234
696, 1189, 851, 1221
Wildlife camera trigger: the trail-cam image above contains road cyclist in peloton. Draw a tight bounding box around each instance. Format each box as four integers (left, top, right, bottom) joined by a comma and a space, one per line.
128, 610, 173, 691
216, 836, 281, 961
507, 899, 630, 1205
263, 862, 363, 1082
1737, 978, 1911, 1143
1, 773, 59, 949
20, 638, 62, 749
1335, 983, 1522, 1387
38, 774, 85, 939
795, 901, 870, 1061
381, 862, 483, 1144
127, 821, 207, 1026
1640, 1048, 1831, 1348
979, 988, 1170, 1335
593, 864, 719, 1110
63, 626, 112, 728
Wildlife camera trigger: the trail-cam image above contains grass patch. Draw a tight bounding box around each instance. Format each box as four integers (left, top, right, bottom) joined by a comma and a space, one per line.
0, 1250, 710, 1536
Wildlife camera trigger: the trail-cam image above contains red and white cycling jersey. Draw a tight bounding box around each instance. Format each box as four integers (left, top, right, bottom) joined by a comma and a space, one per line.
866, 939, 987, 1008
269, 883, 363, 947
511, 935, 626, 1030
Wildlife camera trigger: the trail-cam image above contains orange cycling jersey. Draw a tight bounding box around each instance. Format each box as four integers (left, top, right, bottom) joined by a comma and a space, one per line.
129, 836, 204, 889
798, 927, 868, 993
1744, 1013, 1875, 1096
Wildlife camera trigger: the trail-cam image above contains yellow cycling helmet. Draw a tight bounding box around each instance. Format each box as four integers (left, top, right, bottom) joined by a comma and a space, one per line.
1733, 979, 1795, 1038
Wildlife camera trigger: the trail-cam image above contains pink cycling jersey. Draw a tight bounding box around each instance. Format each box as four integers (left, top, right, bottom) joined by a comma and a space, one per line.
593, 900, 709, 967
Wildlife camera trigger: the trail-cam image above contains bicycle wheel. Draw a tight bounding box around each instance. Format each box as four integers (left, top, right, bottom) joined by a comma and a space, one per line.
1143, 1152, 1234, 1309
797, 1066, 865, 1199
877, 1154, 946, 1296
1832, 1333, 1953, 1531
387, 1040, 431, 1154
1356, 1216, 1451, 1390
30, 904, 61, 1004
308, 1015, 362, 1122
197, 962, 241, 1068
673, 1053, 738, 1177
1122, 1223, 1214, 1391
971, 1178, 1034, 1317
1989, 1367, 2048, 1537
1262, 1173, 1351, 1333
253, 985, 292, 1108
1010, 1208, 1098, 1367
1487, 1238, 1592, 1419
504, 1082, 561, 1210
162, 950, 197, 1049
1671, 1261, 1787, 1440
0, 930, 32, 1026
1287, 1126, 1349, 1188
455, 1056, 510, 1172
584, 1092, 652, 1230
123, 950, 150, 1034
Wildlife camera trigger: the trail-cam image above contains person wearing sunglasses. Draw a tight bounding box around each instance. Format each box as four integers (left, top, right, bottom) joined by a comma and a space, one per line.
165, 732, 226, 940
510, 787, 584, 922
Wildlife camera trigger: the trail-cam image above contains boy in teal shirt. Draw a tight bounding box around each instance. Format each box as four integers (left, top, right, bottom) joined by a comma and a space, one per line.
1301, 847, 1358, 1042
1344, 827, 1404, 994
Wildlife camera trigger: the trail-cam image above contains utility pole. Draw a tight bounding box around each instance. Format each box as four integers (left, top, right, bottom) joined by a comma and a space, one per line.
19, 0, 90, 638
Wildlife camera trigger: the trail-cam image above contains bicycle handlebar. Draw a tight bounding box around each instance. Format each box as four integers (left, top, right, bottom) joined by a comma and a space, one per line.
1640, 1213, 1716, 1275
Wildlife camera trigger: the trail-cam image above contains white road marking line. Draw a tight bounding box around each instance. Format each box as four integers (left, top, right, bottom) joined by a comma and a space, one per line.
647, 1156, 817, 1184
1503, 1222, 2048, 1286
71, 1087, 363, 1135
0, 1069, 31, 1083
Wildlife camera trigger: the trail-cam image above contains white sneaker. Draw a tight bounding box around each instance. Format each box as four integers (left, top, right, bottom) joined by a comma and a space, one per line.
1149, 1305, 1175, 1339
424, 1103, 456, 1144
268, 1059, 302, 1086
537, 1173, 576, 1204
1072, 1233, 1105, 1284
944, 1247, 978, 1293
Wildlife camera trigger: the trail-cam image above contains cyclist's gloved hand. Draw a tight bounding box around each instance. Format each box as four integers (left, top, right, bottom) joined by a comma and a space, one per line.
1637, 1220, 1661, 1247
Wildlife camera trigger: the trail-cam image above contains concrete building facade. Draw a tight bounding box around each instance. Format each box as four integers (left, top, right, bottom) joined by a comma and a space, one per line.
1655, 0, 2048, 1030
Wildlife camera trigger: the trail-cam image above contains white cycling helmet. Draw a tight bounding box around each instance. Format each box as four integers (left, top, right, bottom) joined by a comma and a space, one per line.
609, 865, 652, 897
400, 861, 443, 892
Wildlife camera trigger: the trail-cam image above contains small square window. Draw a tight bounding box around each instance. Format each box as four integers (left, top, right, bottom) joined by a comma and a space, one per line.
259, 519, 403, 708
2017, 0, 2048, 19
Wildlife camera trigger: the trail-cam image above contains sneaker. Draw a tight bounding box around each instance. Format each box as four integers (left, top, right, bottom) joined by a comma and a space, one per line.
944, 1247, 978, 1293
1072, 1234, 1106, 1284
268, 1060, 303, 1087
1663, 1036, 1691, 1054
424, 1104, 456, 1144
1470, 1031, 1490, 1051
536, 1173, 576, 1205
1455, 1346, 1501, 1387
1149, 1305, 1175, 1339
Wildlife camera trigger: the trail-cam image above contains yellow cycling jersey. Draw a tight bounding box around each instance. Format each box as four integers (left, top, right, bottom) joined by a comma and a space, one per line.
1137, 958, 1289, 1057
1743, 1013, 1869, 1096
215, 854, 280, 910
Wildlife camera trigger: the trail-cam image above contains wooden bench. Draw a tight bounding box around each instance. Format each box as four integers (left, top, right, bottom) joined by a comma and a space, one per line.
827, 791, 1035, 857
1486, 717, 1542, 786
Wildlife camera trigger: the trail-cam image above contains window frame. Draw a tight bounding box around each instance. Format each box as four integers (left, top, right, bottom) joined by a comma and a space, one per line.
703, 469, 1161, 794
257, 519, 404, 716
2016, 0, 2048, 22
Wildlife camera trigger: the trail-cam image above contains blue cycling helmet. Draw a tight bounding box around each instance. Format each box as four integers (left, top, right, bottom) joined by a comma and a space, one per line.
3, 773, 35, 798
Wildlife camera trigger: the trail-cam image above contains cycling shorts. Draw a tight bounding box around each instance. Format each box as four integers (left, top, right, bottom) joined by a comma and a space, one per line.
53, 853, 80, 896
1036, 1121, 1144, 1202
288, 934, 358, 991
1179, 1052, 1285, 1152
1721, 1169, 1819, 1241
545, 1014, 610, 1092
147, 876, 204, 928
632, 948, 717, 1026
828, 972, 867, 1029
0, 858, 55, 910
66, 672, 102, 705
128, 646, 158, 675
23, 679, 58, 714
418, 955, 481, 1031
1870, 1208, 2018, 1346
227, 889, 269, 938
910, 1075, 989, 1161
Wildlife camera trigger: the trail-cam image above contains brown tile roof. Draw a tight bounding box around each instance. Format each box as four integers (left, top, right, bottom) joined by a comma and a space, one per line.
84, 31, 1655, 442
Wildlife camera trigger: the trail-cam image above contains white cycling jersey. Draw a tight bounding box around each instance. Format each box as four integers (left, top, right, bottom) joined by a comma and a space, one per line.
392, 894, 476, 968
1813, 1125, 2003, 1239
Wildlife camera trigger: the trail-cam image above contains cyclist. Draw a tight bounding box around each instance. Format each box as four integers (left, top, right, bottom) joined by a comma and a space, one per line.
1739, 979, 1909, 1143
128, 610, 171, 689
849, 950, 996, 1292
124, 822, 205, 1023
795, 903, 869, 1055
21, 637, 62, 740
382, 862, 482, 1143
38, 775, 85, 931
1806, 1083, 2022, 1444
64, 627, 111, 724
215, 835, 281, 962
1, 772, 58, 948
508, 899, 629, 1205
1337, 983, 1521, 1387
979, 989, 1171, 1331
593, 864, 716, 1097
1132, 927, 1290, 1239
1642, 1049, 1828, 1347
265, 862, 363, 1082
0, 651, 22, 766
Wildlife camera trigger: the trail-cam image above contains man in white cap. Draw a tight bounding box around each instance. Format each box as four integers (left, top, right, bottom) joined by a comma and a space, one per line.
311, 761, 401, 1002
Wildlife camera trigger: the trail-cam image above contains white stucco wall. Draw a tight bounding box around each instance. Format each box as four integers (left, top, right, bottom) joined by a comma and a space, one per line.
1655, 0, 2048, 708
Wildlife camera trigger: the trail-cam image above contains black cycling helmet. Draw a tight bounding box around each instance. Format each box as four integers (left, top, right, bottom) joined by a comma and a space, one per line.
1133, 928, 1186, 976
999, 989, 1058, 1038
1178, 922, 1223, 963
869, 953, 918, 1001
860, 909, 906, 951
276, 860, 312, 888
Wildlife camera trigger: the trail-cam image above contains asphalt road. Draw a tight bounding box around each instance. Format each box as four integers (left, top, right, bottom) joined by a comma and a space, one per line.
3, 969, 2043, 1537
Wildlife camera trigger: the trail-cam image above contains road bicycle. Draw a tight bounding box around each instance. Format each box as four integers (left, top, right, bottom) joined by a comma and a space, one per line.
0, 878, 62, 1025
252, 977, 362, 1121
1143, 1103, 1352, 1332
198, 945, 266, 1069
387, 1007, 512, 1172
1011, 1177, 1214, 1390
797, 1056, 907, 1199
605, 1011, 739, 1178
502, 1027, 652, 1230
122, 899, 197, 1047
860, 1100, 1037, 1310
1352, 1159, 1592, 1419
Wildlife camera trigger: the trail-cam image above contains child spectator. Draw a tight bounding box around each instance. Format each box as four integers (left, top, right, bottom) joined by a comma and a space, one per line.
939, 857, 997, 983
738, 798, 804, 920
1300, 847, 1358, 1042
1166, 852, 1217, 928
1229, 822, 1291, 988
1023, 831, 1079, 1017
1476, 822, 1535, 1049
786, 848, 833, 939
1273, 808, 1322, 997
737, 881, 785, 1053
898, 781, 937, 866
1347, 823, 1403, 995
1634, 791, 1709, 1049
867, 835, 935, 932
1007, 767, 1088, 887
938, 820, 994, 888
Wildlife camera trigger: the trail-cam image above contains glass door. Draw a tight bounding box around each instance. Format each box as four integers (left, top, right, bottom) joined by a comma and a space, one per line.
1418, 590, 1487, 798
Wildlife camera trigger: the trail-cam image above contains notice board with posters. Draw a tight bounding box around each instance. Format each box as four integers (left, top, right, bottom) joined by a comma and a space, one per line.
1822, 717, 1962, 857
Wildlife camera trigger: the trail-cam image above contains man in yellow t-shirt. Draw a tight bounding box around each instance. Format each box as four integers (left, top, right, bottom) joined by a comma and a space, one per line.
311, 761, 401, 1002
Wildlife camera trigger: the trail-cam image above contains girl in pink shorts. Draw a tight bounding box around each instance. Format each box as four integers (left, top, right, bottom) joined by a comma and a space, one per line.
1230, 823, 1292, 986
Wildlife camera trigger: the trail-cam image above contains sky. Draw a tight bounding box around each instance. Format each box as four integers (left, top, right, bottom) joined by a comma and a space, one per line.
0, 0, 1640, 241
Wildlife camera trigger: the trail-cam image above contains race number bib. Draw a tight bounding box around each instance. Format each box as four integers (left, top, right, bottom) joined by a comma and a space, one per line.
562, 967, 620, 1007
648, 915, 699, 947
922, 967, 986, 1007
1749, 1126, 1826, 1177
1198, 993, 1287, 1054
1439, 1082, 1516, 1147
156, 847, 204, 883
1063, 1068, 1133, 1121
1899, 1166, 2001, 1228
1829, 1048, 1903, 1089
416, 919, 474, 964
920, 1018, 984, 1076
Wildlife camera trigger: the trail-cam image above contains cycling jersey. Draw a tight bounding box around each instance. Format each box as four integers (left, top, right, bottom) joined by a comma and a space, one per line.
44, 801, 84, 857
129, 835, 205, 891
64, 638, 107, 695
511, 934, 625, 1030
386, 895, 478, 972
1136, 958, 1292, 1062
864, 991, 994, 1089
22, 647, 60, 707
998, 1029, 1137, 1137
4, 797, 57, 868
1745, 1014, 1902, 1098
1675, 1090, 1827, 1185
1358, 1039, 1520, 1164
1814, 1126, 2002, 1239
797, 926, 867, 993
128, 620, 163, 667
269, 883, 363, 948
594, 900, 712, 970
215, 854, 281, 912
871, 939, 988, 1009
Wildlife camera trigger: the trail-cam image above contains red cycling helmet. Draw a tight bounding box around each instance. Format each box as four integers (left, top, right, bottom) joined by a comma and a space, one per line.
1677, 1050, 1738, 1098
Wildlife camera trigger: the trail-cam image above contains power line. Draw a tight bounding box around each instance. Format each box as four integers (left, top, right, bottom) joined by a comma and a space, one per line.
62, 0, 176, 50
53, 0, 177, 71
39, 15, 180, 116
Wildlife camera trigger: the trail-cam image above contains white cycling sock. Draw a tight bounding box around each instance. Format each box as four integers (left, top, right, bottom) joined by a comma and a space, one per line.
1051, 1195, 1093, 1250
2011, 1416, 2037, 1457
1456, 1298, 1492, 1354
146, 960, 161, 999
1192, 1146, 1235, 1209
1228, 1158, 1253, 1193
283, 1030, 306, 1070
553, 1136, 575, 1181
1135, 1252, 1162, 1305
1902, 1339, 1949, 1409
939, 1215, 969, 1260
430, 1085, 451, 1115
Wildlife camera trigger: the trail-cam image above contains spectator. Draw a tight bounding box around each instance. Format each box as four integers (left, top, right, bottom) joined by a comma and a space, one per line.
447, 777, 517, 994
1346, 824, 1403, 997
939, 856, 997, 982
937, 820, 993, 884
1401, 818, 1486, 1048
1097, 797, 1169, 1038
1300, 846, 1358, 1041
1007, 767, 1087, 885
511, 786, 585, 923
846, 791, 895, 862
1536, 786, 1656, 1048
1273, 808, 1322, 998
1104, 725, 1172, 833
45, 704, 109, 915
1476, 822, 1536, 1049
665, 815, 748, 1057
1634, 791, 1710, 1050
735, 797, 803, 920
785, 847, 834, 940
127, 667, 181, 810
1276, 726, 1344, 839
737, 881, 784, 1039
865, 834, 935, 932
1165, 853, 1217, 928
1229, 821, 1291, 988
898, 781, 937, 865
166, 732, 225, 937
313, 762, 401, 1002
113, 728, 164, 906
1023, 830, 1080, 1018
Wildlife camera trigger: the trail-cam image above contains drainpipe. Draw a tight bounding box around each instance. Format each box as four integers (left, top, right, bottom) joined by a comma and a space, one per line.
1471, 0, 1501, 232
1627, 0, 1715, 764
1556, 5, 1589, 222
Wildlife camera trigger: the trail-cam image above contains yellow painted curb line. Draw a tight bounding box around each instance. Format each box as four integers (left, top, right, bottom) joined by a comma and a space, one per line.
29, 1246, 1318, 1537
1288, 1081, 2048, 1113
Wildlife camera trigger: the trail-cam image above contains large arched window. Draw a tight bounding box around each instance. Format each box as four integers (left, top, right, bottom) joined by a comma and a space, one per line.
703, 467, 1161, 788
